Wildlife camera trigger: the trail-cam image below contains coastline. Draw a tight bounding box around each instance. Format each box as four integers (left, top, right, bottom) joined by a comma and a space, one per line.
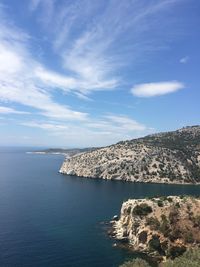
58, 172, 200, 186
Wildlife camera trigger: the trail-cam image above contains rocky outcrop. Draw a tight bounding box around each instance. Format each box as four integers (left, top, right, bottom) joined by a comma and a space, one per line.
111, 196, 200, 260
60, 126, 200, 184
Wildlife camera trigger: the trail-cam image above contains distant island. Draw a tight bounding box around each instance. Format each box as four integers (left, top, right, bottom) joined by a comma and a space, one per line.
27, 147, 97, 156
60, 125, 200, 184
111, 196, 200, 264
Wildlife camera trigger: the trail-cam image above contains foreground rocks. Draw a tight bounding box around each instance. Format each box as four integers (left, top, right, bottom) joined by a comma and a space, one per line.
60, 126, 200, 184
111, 196, 200, 261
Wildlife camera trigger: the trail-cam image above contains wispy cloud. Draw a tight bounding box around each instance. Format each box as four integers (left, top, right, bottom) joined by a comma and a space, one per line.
29, 0, 186, 94
21, 113, 153, 146
0, 9, 88, 121
22, 121, 69, 131
131, 81, 185, 97
0, 106, 29, 115
0, 1, 191, 146
180, 56, 189, 64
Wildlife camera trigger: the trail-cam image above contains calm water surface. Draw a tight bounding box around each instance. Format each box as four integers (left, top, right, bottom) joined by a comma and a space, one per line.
0, 148, 200, 267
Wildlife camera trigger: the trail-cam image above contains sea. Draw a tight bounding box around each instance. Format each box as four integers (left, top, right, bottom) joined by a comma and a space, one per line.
0, 147, 200, 267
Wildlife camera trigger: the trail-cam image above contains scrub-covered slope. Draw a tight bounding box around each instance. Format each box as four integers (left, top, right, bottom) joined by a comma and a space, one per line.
60, 126, 200, 184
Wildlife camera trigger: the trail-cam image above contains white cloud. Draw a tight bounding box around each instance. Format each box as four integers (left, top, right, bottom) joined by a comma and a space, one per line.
22, 121, 69, 131
0, 44, 24, 74
29, 0, 185, 95
105, 115, 147, 131
131, 81, 184, 97
0, 106, 29, 115
20, 112, 153, 146
0, 13, 88, 121
34, 66, 77, 90
180, 56, 189, 64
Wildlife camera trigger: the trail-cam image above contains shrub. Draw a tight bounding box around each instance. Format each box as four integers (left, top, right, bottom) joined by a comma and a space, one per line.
146, 217, 160, 230
120, 249, 200, 267
163, 248, 200, 267
148, 235, 162, 252
168, 246, 186, 259
157, 200, 164, 207
169, 228, 182, 242
169, 209, 179, 224
132, 204, 153, 216
183, 231, 194, 243
119, 258, 150, 267
192, 215, 200, 227
161, 240, 169, 251
175, 202, 180, 208
138, 231, 147, 244
159, 218, 170, 237
167, 197, 173, 203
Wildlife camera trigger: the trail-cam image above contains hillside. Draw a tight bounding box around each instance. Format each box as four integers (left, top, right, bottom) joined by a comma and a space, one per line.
111, 196, 200, 261
59, 126, 200, 184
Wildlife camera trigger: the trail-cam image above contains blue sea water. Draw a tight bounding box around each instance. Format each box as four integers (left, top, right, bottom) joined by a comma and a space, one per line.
0, 148, 200, 267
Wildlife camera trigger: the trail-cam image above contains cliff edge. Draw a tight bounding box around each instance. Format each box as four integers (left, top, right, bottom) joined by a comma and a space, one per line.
60, 126, 200, 184
111, 196, 200, 260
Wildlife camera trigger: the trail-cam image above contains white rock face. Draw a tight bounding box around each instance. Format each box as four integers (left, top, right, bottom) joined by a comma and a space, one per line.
112, 196, 200, 257
60, 126, 200, 184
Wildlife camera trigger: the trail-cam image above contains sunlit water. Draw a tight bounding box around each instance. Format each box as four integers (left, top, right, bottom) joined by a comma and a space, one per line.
0, 148, 200, 267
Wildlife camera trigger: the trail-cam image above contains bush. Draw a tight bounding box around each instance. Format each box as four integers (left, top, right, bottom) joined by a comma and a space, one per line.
169, 209, 179, 224
148, 235, 162, 252
175, 202, 180, 208
163, 248, 200, 267
119, 248, 200, 267
133, 204, 153, 216
169, 228, 182, 242
119, 258, 150, 267
183, 231, 194, 243
167, 197, 173, 203
159, 218, 170, 237
138, 231, 148, 243
192, 215, 200, 227
157, 200, 164, 207
168, 246, 186, 259
146, 217, 160, 230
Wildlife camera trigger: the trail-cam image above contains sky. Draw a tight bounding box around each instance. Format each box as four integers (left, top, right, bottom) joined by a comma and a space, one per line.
0, 0, 199, 147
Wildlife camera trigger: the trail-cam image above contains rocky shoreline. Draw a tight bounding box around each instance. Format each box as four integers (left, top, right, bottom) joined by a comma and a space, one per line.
109, 196, 200, 262
60, 126, 200, 185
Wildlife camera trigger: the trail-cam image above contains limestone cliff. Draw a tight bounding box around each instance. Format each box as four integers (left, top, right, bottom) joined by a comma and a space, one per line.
60, 126, 200, 184
111, 196, 200, 260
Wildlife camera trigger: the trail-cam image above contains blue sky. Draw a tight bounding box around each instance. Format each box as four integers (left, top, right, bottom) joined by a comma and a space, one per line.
0, 0, 199, 147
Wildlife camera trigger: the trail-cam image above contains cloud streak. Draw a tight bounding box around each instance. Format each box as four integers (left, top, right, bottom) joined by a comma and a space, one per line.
0, 11, 88, 121
30, 0, 186, 95
131, 81, 185, 97
0, 106, 29, 115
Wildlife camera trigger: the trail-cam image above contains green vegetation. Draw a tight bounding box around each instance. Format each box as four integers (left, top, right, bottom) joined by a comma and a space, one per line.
146, 217, 160, 230
164, 248, 200, 267
167, 246, 186, 259
119, 258, 150, 267
132, 204, 153, 216
119, 248, 200, 267
148, 235, 162, 253
159, 215, 170, 237
157, 199, 164, 207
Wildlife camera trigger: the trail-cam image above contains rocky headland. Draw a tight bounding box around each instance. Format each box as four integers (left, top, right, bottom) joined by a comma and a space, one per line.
111, 196, 200, 261
60, 126, 200, 184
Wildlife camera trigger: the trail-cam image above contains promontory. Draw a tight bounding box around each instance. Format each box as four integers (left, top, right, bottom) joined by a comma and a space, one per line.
59, 125, 200, 184
111, 196, 200, 261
